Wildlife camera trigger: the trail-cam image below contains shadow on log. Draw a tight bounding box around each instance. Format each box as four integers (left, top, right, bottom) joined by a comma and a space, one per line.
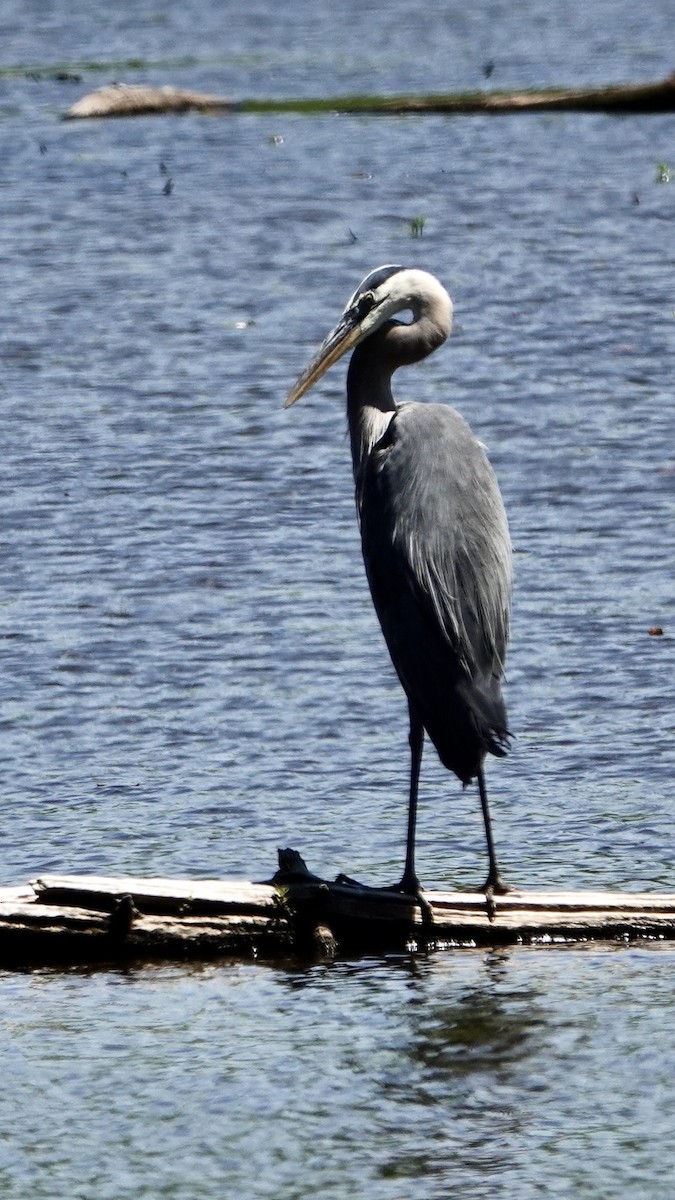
63, 74, 675, 120
1, 850, 675, 968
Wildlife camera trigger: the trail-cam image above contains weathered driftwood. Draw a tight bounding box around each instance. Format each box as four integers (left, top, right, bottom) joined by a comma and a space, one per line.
366, 73, 675, 114
1, 851, 675, 967
65, 83, 235, 119
64, 74, 675, 120
0, 875, 288, 966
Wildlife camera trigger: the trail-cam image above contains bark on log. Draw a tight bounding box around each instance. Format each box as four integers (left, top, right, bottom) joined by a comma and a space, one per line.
1, 853, 675, 966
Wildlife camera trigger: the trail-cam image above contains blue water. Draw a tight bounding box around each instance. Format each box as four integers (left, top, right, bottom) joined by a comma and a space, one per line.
1, 0, 674, 1195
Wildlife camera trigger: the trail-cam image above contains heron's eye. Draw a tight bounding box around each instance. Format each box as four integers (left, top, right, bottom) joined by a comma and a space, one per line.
355, 291, 375, 320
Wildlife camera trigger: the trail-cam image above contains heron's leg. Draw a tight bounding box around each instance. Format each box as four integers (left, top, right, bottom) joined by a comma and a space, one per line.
397, 707, 424, 894
478, 766, 509, 895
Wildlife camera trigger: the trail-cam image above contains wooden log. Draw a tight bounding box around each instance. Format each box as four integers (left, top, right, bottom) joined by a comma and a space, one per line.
1, 853, 674, 966
272, 852, 675, 950
366, 73, 675, 115
0, 875, 289, 966
31, 873, 280, 916
63, 74, 675, 120
64, 83, 235, 119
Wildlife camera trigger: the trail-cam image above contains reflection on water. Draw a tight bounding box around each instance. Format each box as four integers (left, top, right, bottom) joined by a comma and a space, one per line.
376, 952, 546, 1189
406, 957, 543, 1079
3, 943, 675, 1197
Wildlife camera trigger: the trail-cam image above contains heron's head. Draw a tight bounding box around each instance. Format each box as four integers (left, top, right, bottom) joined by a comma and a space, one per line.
285, 265, 452, 407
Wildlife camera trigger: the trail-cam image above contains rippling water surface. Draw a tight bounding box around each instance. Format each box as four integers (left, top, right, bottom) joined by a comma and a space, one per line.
1, 0, 674, 1195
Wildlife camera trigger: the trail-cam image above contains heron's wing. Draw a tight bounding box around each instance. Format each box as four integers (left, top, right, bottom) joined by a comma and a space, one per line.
359, 402, 511, 680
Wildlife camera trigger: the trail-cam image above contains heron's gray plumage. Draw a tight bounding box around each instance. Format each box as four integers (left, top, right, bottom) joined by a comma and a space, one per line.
286, 265, 512, 893
359, 401, 511, 784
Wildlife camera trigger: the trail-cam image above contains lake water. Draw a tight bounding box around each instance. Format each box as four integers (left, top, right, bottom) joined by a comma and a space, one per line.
1, 0, 674, 1195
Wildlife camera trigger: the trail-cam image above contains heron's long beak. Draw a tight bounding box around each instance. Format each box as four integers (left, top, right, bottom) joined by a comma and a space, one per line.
285, 312, 363, 408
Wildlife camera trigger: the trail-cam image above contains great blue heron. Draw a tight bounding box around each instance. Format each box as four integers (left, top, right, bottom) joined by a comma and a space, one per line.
285, 265, 512, 895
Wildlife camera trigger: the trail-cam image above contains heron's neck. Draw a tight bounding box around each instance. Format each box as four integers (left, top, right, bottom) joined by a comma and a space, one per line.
346, 311, 448, 480
346, 340, 396, 480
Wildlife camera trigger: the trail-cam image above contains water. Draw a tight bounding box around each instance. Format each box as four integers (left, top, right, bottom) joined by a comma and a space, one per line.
4, 947, 675, 1199
1, 0, 674, 1195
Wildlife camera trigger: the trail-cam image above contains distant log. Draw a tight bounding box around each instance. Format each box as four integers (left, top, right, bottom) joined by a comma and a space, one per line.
367, 73, 675, 115
1, 852, 675, 966
64, 74, 675, 120
64, 83, 235, 119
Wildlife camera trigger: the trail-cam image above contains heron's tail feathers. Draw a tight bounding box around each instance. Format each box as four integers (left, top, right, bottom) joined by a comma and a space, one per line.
421, 676, 510, 785
458, 674, 511, 765
484, 724, 511, 760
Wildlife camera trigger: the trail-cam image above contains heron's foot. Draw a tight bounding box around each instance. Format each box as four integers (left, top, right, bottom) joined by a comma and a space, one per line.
392, 876, 435, 931
391, 871, 422, 897
334, 873, 411, 892
335, 872, 373, 889
335, 872, 425, 898
483, 871, 511, 897
483, 872, 512, 921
